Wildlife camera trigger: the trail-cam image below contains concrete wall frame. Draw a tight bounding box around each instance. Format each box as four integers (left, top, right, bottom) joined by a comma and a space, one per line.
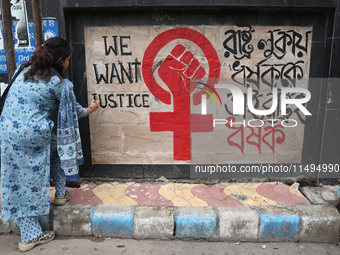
34, 1, 340, 180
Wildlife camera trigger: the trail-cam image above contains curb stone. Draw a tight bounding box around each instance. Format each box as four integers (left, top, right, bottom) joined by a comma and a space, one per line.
257, 206, 299, 242
1, 186, 340, 243
216, 207, 258, 241
2, 204, 340, 243
301, 185, 340, 207
0, 207, 11, 234
52, 205, 93, 236
135, 206, 174, 239
91, 205, 135, 238
175, 207, 217, 240
53, 204, 340, 243
295, 205, 340, 243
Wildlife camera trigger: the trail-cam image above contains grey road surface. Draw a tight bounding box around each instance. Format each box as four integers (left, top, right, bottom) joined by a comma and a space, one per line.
0, 235, 339, 255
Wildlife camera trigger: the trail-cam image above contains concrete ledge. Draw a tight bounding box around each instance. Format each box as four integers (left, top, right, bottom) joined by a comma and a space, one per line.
217, 207, 258, 241
295, 205, 340, 243
2, 204, 340, 243
301, 186, 340, 207
0, 207, 11, 234
0, 220, 10, 234
1, 214, 49, 234
63, 0, 337, 8
134, 206, 174, 239
38, 214, 50, 231
51, 205, 93, 236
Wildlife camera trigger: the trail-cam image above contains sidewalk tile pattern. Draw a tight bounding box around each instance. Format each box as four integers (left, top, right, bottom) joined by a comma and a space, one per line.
50, 182, 310, 207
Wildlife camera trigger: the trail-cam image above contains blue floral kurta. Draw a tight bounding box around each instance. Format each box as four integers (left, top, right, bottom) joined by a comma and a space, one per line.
0, 67, 86, 221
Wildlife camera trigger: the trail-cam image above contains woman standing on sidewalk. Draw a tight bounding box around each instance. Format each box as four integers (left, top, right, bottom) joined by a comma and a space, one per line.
0, 37, 99, 252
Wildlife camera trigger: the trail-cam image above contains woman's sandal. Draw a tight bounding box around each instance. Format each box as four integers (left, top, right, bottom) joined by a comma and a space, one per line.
53, 190, 71, 206
18, 231, 55, 252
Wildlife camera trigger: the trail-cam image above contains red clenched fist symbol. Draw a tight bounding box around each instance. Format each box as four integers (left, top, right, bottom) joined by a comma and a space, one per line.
142, 28, 221, 160
153, 44, 206, 160
158, 44, 206, 93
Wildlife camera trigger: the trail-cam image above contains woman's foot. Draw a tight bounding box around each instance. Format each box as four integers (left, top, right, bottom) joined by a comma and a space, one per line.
18, 231, 55, 252
53, 190, 71, 206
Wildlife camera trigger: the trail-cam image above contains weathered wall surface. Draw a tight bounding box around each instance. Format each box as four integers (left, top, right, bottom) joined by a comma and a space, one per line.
85, 25, 312, 165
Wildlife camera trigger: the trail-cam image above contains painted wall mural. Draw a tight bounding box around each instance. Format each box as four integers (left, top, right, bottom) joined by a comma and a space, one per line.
85, 25, 312, 165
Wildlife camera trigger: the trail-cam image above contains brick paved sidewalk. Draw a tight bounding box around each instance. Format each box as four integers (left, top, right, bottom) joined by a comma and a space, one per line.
50, 181, 310, 207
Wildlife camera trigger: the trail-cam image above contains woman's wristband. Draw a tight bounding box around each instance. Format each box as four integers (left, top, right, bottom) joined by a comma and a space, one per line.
89, 106, 94, 112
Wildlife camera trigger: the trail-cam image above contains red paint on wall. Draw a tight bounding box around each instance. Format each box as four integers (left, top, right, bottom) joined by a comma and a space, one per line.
225, 117, 286, 154
142, 28, 220, 160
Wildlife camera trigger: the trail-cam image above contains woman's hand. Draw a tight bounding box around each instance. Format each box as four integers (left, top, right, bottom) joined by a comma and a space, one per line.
89, 100, 100, 113
85, 100, 100, 116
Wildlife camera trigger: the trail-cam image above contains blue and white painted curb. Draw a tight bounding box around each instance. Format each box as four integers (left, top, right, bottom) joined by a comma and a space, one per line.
2, 204, 339, 243
91, 205, 135, 238
334, 186, 340, 198
175, 207, 217, 239
2, 186, 340, 244
257, 207, 299, 241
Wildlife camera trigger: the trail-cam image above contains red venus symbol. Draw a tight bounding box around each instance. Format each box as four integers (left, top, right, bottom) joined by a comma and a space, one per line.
142, 28, 221, 160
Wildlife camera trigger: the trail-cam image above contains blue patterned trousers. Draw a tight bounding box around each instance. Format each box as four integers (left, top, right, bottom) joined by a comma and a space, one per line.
18, 134, 66, 242
50, 133, 66, 198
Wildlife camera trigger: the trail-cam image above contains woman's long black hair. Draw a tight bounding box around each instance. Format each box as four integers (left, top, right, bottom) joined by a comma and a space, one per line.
22, 37, 71, 82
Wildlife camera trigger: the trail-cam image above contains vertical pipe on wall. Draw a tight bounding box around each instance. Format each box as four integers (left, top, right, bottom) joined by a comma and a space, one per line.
32, 0, 43, 46
1, 0, 16, 80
